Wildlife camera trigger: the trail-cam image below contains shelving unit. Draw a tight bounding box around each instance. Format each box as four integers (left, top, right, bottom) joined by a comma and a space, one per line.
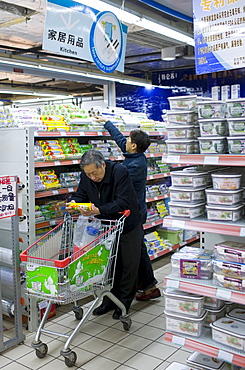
149, 235, 199, 261
162, 152, 245, 367
164, 330, 245, 367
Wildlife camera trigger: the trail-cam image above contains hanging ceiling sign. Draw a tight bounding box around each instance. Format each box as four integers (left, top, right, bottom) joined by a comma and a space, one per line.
193, 0, 245, 75
43, 0, 128, 73
0, 176, 17, 219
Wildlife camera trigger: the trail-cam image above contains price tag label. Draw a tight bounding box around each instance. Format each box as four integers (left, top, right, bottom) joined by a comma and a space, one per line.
79, 132, 85, 136
72, 160, 80, 164
54, 161, 60, 166
60, 132, 66, 136
217, 350, 233, 363
172, 335, 185, 346
52, 190, 59, 195
148, 176, 153, 180
50, 220, 57, 226
68, 188, 74, 193
154, 197, 158, 200
240, 228, 245, 237
172, 220, 185, 228
166, 155, 180, 163
216, 288, 232, 300
204, 156, 219, 164
166, 279, 180, 289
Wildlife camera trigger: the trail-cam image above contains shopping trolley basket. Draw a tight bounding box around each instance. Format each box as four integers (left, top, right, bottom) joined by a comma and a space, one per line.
20, 211, 132, 367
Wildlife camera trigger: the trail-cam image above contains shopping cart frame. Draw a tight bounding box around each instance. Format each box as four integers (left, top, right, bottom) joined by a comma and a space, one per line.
20, 211, 132, 367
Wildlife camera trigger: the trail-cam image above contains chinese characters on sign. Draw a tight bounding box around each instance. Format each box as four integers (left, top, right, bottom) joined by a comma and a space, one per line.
0, 176, 17, 219
43, 0, 127, 73
193, 0, 245, 74
47, 29, 84, 56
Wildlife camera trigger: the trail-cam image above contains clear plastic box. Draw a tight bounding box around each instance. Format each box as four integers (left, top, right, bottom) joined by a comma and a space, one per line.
205, 188, 243, 206
165, 309, 206, 337
169, 186, 206, 203
169, 201, 206, 219
171, 249, 213, 279
164, 288, 204, 317
198, 119, 228, 136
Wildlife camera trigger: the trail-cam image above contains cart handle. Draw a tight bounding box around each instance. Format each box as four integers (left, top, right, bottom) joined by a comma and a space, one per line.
119, 210, 131, 217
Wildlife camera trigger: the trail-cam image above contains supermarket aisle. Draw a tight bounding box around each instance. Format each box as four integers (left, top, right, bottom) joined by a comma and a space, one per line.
0, 256, 192, 370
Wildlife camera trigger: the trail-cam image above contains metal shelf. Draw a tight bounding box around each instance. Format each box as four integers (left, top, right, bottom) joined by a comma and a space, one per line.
34, 155, 166, 168
162, 153, 245, 167
34, 130, 167, 137
164, 330, 245, 367
149, 235, 199, 261
146, 194, 169, 203
162, 215, 245, 237
164, 273, 245, 305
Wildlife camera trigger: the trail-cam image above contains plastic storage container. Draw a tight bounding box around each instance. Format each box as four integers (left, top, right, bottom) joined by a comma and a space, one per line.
226, 98, 245, 118
227, 136, 245, 154
213, 273, 245, 291
169, 186, 206, 203
204, 296, 225, 310
198, 119, 228, 136
213, 259, 245, 279
198, 136, 227, 154
164, 288, 204, 317
197, 101, 226, 119
211, 173, 242, 190
166, 125, 199, 139
166, 139, 199, 154
171, 249, 213, 279
156, 227, 183, 245
227, 117, 245, 136
205, 188, 243, 206
211, 317, 245, 351
205, 305, 226, 327
169, 201, 206, 219
206, 203, 243, 222
166, 110, 197, 124
214, 241, 245, 263
170, 170, 208, 188
227, 308, 245, 323
164, 309, 206, 337
168, 95, 197, 111
186, 351, 225, 370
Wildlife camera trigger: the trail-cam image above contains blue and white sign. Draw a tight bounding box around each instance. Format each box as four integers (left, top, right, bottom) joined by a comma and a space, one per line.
43, 0, 127, 73
193, 0, 245, 75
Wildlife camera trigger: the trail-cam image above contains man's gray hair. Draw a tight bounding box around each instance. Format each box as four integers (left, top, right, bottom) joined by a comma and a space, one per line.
80, 149, 105, 169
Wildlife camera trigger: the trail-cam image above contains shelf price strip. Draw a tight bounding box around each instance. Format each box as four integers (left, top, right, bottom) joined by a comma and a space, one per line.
215, 288, 232, 300
217, 350, 233, 364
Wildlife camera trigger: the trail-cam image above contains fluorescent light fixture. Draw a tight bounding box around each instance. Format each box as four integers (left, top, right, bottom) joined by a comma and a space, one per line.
0, 87, 72, 98
0, 58, 153, 87
76, 0, 194, 46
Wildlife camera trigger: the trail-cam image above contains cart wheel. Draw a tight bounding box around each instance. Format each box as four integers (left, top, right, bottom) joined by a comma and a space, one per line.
122, 317, 132, 331
64, 351, 77, 367
35, 343, 48, 358
72, 306, 83, 320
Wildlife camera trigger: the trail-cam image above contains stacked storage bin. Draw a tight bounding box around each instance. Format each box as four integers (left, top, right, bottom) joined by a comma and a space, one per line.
206, 172, 244, 222
164, 287, 207, 338
168, 169, 208, 219
226, 98, 245, 154
165, 95, 199, 154
196, 100, 228, 154
213, 240, 245, 292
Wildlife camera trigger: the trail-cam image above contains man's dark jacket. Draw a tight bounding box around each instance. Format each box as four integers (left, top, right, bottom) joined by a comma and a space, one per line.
104, 120, 148, 220
72, 160, 141, 234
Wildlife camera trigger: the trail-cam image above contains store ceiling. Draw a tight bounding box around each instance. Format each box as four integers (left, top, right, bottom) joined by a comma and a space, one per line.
0, 0, 194, 104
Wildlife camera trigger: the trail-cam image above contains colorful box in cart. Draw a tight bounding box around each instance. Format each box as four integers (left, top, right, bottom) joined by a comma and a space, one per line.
25, 243, 111, 298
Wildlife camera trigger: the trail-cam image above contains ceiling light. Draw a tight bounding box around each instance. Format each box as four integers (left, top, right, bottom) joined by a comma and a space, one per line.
0, 88, 71, 98
161, 47, 176, 61
75, 0, 194, 46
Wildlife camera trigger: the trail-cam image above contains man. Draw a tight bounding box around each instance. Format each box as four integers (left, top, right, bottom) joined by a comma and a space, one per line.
67, 149, 142, 319
95, 116, 161, 301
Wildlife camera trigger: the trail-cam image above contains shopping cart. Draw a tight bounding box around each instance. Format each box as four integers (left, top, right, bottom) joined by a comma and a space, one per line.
20, 211, 132, 367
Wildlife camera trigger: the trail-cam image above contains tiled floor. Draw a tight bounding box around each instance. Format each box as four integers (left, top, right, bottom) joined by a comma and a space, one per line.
0, 256, 193, 370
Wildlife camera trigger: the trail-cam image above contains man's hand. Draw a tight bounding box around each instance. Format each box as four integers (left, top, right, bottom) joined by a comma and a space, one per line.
78, 207, 101, 216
